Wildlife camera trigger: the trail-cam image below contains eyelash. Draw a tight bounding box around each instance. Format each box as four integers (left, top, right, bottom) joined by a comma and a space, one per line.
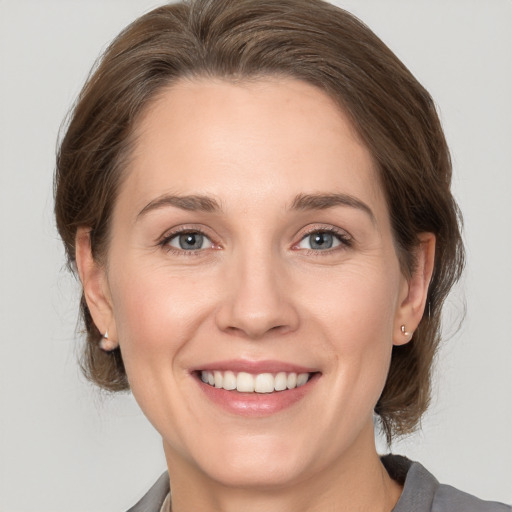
158, 225, 353, 256
294, 226, 353, 254
159, 227, 217, 256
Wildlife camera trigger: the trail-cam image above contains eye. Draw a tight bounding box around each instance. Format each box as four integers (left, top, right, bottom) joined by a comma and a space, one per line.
297, 230, 348, 251
167, 231, 212, 251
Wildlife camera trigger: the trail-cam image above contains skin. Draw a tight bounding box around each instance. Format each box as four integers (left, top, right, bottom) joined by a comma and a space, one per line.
77, 77, 435, 512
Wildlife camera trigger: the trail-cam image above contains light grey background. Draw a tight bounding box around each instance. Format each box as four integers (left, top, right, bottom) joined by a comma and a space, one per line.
0, 1, 511, 511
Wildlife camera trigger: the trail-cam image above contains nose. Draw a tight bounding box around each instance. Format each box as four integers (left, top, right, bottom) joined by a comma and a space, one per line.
215, 250, 300, 340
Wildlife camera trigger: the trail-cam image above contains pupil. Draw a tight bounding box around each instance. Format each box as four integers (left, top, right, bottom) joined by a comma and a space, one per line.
310, 232, 333, 250
179, 233, 203, 250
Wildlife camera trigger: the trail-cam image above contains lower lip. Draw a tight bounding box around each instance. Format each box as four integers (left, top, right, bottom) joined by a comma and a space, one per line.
196, 373, 320, 417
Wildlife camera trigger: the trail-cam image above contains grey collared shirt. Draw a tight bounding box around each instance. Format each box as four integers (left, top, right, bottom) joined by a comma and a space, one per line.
382, 455, 511, 512
127, 455, 511, 512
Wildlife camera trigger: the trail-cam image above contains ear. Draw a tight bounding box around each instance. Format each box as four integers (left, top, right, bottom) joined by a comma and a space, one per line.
393, 233, 436, 346
75, 227, 118, 350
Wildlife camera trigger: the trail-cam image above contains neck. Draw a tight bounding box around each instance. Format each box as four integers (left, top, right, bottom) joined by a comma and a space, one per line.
164, 423, 402, 512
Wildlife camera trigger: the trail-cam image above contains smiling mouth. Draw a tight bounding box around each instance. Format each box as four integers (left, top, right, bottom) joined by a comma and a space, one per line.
199, 370, 314, 393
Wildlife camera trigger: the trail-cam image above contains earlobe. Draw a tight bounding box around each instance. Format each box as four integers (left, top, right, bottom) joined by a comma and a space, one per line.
394, 233, 436, 346
75, 228, 118, 349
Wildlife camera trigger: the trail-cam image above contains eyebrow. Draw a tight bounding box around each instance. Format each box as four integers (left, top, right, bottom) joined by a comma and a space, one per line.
137, 194, 222, 219
291, 193, 376, 223
137, 192, 375, 223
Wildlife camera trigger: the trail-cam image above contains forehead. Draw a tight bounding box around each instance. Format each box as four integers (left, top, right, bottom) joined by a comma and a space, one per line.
122, 77, 386, 219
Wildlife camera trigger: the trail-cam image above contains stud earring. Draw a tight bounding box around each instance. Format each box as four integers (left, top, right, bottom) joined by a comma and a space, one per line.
401, 325, 412, 338
99, 330, 117, 351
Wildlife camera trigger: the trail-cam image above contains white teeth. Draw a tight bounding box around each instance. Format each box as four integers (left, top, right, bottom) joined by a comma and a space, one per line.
214, 371, 223, 388
200, 370, 312, 393
254, 373, 274, 393
237, 372, 254, 392
297, 373, 309, 387
223, 370, 237, 390
274, 372, 288, 391
286, 372, 297, 389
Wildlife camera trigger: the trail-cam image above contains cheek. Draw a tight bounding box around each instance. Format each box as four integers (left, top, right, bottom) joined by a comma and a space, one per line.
302, 262, 401, 400
302, 261, 400, 341
108, 262, 218, 380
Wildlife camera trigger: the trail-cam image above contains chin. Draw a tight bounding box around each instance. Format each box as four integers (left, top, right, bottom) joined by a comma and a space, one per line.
164, 425, 317, 490
199, 446, 310, 489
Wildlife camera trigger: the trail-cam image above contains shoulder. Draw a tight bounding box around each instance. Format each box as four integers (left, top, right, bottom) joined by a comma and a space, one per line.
126, 472, 170, 512
434, 484, 511, 512
382, 454, 511, 512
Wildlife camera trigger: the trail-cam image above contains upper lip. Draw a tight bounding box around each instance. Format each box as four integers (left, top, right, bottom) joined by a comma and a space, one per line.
192, 359, 319, 374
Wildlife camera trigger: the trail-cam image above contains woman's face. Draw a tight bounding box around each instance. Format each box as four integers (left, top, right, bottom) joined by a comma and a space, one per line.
87, 77, 418, 488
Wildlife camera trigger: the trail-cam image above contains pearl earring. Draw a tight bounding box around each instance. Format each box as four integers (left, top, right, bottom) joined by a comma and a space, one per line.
99, 330, 116, 351
401, 325, 412, 338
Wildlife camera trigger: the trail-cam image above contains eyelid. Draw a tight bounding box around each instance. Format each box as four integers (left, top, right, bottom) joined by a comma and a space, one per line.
156, 223, 352, 254
157, 225, 220, 253
168, 231, 212, 250
292, 224, 353, 251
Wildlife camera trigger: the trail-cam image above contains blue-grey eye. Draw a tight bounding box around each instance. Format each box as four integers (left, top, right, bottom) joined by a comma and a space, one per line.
168, 232, 211, 250
298, 231, 342, 250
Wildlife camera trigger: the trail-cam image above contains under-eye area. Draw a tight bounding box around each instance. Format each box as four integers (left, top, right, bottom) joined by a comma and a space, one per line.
198, 370, 319, 393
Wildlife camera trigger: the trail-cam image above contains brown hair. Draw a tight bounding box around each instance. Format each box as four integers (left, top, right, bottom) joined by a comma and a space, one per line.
54, 0, 464, 441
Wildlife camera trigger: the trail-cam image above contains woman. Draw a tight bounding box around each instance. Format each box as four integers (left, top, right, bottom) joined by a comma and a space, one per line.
54, 0, 510, 511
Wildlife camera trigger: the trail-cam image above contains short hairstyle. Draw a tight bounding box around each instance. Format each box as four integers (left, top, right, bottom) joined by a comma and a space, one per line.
54, 0, 464, 442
